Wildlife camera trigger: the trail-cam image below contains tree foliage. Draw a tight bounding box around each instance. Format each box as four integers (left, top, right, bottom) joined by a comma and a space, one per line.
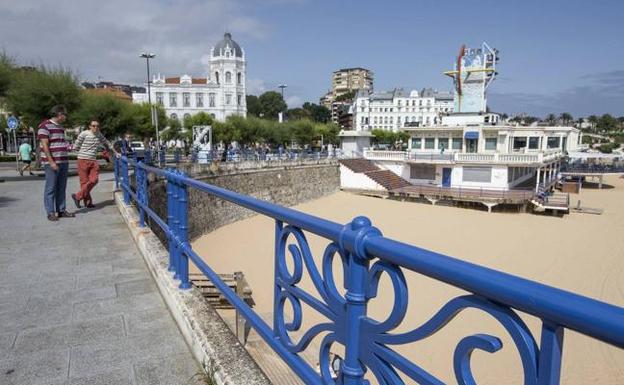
72, 92, 136, 137
371, 129, 409, 147
302, 102, 331, 123
5, 65, 81, 127
258, 91, 287, 120
245, 95, 261, 117
0, 52, 15, 98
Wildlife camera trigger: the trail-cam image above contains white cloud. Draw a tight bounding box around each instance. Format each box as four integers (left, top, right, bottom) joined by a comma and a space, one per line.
247, 78, 267, 95
0, 0, 271, 84
286, 95, 303, 108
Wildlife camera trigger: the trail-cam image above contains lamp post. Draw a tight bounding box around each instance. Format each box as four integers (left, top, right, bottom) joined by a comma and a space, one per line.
140, 52, 161, 166
278, 84, 287, 122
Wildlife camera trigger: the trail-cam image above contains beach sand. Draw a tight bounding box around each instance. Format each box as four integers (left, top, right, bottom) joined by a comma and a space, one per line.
191, 175, 624, 384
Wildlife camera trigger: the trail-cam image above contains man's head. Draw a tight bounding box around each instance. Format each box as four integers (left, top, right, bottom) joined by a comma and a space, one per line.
49, 105, 67, 123
88, 120, 100, 133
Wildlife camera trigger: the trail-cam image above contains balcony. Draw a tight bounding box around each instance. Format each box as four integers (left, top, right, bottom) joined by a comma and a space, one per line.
363, 149, 563, 165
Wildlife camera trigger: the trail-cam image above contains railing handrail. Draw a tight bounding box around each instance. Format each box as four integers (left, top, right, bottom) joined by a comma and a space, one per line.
124, 156, 624, 347
117, 155, 624, 384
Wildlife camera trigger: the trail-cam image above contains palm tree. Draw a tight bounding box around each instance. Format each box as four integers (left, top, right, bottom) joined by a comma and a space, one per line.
546, 113, 557, 125
588, 115, 598, 133
559, 112, 573, 126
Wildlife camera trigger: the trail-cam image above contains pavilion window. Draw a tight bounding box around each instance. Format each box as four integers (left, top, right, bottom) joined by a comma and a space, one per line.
547, 137, 561, 148
169, 93, 177, 107
438, 138, 449, 150
411, 137, 422, 149
196, 93, 204, 107
528, 137, 540, 149
183, 92, 191, 107
209, 93, 216, 107
463, 166, 492, 183
485, 137, 497, 150
424, 138, 435, 149
452, 137, 462, 150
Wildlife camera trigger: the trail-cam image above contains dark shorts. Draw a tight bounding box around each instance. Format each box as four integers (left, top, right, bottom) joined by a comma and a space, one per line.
22, 160, 31, 165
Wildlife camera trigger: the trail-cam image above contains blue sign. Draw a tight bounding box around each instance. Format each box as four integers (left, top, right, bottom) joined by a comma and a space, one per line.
7, 116, 18, 130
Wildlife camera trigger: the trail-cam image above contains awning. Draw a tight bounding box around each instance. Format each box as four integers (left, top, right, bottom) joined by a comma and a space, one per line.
464, 131, 479, 139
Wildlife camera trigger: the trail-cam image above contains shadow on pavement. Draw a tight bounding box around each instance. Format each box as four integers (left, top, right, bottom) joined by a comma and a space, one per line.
0, 196, 20, 208
74, 199, 115, 214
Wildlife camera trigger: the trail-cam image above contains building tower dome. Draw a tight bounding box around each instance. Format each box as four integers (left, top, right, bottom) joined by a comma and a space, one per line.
213, 32, 243, 58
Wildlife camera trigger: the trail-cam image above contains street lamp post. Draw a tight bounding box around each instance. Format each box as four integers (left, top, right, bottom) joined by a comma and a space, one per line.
140, 52, 161, 166
278, 84, 287, 122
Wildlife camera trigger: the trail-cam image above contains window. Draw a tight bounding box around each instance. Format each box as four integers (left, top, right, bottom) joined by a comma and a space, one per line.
485, 137, 497, 150
452, 137, 462, 150
463, 166, 492, 183
419, 100, 422, 106
209, 93, 216, 107
410, 164, 435, 180
528, 137, 539, 149
170, 113, 178, 120
225, 72, 232, 84
215, 72, 220, 84
513, 137, 527, 150
411, 137, 422, 149
196, 93, 204, 107
547, 137, 561, 148
374, 117, 378, 124
438, 138, 449, 150
237, 72, 242, 84
183, 113, 191, 120
169, 93, 177, 107
424, 138, 435, 149
507, 167, 515, 183
237, 94, 242, 106
226, 93, 232, 105
183, 92, 190, 107
155, 92, 164, 106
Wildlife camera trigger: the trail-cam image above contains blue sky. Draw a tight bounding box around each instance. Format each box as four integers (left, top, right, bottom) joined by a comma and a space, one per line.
1, 0, 622, 117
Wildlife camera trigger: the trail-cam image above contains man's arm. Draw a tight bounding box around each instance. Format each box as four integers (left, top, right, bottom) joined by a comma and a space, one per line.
98, 133, 120, 157
40, 139, 57, 171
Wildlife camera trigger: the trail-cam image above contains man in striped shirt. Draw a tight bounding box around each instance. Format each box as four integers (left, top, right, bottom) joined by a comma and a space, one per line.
71, 120, 119, 208
38, 105, 75, 221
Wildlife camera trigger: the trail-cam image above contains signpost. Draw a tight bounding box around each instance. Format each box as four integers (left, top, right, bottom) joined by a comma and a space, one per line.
7, 116, 19, 172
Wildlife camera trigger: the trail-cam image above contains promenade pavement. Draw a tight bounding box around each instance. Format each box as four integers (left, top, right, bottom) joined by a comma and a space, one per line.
0, 173, 203, 384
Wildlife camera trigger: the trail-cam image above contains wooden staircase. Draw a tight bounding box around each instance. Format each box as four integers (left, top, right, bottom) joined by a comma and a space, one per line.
364, 169, 412, 190
339, 158, 412, 191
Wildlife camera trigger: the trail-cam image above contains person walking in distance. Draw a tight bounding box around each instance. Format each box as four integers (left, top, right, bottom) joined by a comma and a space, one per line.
18, 140, 35, 176
71, 120, 119, 208
38, 105, 74, 221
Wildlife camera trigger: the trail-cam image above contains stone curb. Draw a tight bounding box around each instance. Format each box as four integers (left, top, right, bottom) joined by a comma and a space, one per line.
113, 189, 272, 385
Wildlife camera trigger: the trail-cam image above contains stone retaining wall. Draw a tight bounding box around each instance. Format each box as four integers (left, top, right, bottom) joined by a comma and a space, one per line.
147, 162, 340, 242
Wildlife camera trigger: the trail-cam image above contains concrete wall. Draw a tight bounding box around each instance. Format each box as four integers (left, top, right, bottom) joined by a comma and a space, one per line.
148, 162, 340, 241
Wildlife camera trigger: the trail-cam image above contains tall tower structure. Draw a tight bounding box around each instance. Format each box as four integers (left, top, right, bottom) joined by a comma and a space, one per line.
209, 33, 247, 119
444, 42, 498, 113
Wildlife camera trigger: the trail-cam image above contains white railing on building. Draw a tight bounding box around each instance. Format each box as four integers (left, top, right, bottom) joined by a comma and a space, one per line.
363, 150, 564, 165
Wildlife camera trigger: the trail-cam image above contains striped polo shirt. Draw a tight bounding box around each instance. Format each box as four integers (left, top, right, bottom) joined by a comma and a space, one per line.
74, 130, 112, 160
37, 119, 69, 164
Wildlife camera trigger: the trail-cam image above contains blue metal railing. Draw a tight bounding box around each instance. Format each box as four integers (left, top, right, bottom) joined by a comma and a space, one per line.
115, 154, 624, 385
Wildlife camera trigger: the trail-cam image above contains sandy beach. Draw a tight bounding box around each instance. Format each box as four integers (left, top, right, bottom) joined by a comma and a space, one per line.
192, 175, 624, 384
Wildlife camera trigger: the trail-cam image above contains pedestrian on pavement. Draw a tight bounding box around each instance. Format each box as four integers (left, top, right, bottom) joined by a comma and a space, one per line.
18, 140, 35, 176
71, 120, 119, 208
38, 105, 74, 221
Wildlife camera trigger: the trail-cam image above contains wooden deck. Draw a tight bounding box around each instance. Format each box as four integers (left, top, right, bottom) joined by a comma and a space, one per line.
391, 184, 535, 204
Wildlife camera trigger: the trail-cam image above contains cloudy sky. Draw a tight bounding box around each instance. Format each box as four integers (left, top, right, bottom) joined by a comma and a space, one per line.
1, 0, 622, 117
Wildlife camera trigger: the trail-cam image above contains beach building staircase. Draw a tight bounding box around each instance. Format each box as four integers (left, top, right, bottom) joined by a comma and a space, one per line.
530, 187, 570, 214
339, 158, 412, 192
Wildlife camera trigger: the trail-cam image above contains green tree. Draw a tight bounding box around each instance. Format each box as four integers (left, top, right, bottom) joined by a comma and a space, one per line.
545, 113, 557, 124
258, 91, 286, 119
302, 102, 331, 123
129, 103, 167, 140
72, 92, 136, 138
286, 107, 311, 121
597, 114, 618, 132
588, 115, 599, 132
289, 119, 316, 146
335, 90, 355, 102
246, 95, 261, 117
0, 53, 15, 98
162, 117, 182, 142
5, 65, 81, 127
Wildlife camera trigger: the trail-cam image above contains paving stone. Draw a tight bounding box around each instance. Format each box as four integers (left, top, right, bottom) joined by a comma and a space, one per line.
30, 285, 117, 306
77, 271, 149, 290
115, 279, 157, 298
124, 308, 178, 336
14, 315, 125, 353
0, 332, 16, 360
72, 292, 164, 322
0, 347, 69, 385
134, 353, 204, 385
68, 368, 133, 385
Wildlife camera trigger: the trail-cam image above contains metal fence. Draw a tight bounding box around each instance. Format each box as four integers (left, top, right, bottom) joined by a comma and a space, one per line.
114, 154, 624, 385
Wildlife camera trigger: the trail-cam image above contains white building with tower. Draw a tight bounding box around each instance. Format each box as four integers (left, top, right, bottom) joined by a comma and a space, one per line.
132, 33, 247, 122
340, 42, 580, 213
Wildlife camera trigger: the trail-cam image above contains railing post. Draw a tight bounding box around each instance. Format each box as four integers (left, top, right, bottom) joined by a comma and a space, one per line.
172, 169, 181, 280
176, 170, 191, 290
137, 162, 146, 227
339, 216, 381, 385
145, 149, 152, 166
166, 170, 176, 273
113, 155, 119, 190
122, 156, 130, 205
